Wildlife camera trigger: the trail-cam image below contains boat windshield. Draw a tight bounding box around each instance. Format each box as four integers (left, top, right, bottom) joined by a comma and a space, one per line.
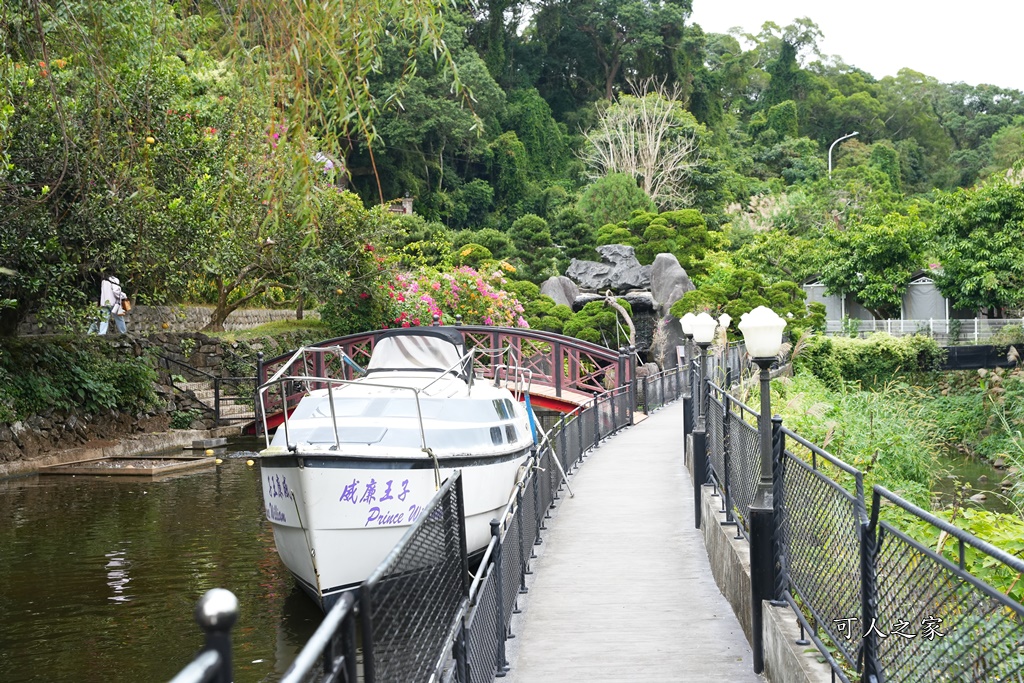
366, 331, 466, 378
289, 396, 505, 423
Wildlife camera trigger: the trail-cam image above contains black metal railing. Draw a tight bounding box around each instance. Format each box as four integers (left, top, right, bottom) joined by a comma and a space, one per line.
868, 486, 1024, 682
687, 344, 1024, 682
157, 355, 255, 426
169, 373, 683, 683
638, 365, 684, 414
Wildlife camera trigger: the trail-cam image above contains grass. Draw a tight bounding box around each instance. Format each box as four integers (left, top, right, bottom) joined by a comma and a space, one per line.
741, 369, 937, 507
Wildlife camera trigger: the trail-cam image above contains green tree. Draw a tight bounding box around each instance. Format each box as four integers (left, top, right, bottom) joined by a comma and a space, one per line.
563, 298, 633, 346
577, 173, 656, 228
932, 178, 1024, 315
669, 266, 823, 339
532, 0, 692, 102
818, 211, 929, 319
508, 214, 559, 282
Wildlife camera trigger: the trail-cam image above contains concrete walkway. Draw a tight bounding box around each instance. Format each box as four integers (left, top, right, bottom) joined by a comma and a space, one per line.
504, 403, 763, 682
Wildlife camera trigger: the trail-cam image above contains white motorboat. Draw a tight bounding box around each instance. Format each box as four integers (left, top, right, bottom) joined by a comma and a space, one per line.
256, 327, 535, 610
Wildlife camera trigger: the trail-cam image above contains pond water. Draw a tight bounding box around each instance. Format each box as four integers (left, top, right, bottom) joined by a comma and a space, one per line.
0, 437, 324, 683
932, 452, 1017, 516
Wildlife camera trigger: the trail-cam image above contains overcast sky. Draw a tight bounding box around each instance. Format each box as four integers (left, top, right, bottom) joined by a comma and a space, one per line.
689, 1, 1024, 92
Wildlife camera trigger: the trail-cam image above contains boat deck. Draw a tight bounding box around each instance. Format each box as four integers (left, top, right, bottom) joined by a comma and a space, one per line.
503, 404, 763, 682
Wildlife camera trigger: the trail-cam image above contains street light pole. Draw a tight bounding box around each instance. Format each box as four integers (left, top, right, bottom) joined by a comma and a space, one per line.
738, 306, 787, 675
690, 312, 718, 422
687, 311, 719, 531
828, 131, 859, 179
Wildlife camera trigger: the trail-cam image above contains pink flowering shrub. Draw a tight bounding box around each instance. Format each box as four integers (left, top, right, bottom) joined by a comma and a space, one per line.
386, 265, 529, 328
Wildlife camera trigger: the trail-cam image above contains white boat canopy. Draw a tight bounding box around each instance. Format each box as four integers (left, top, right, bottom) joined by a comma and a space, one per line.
366, 328, 470, 380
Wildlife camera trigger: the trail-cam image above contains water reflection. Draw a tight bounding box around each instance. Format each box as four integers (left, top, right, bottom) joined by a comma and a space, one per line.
104, 550, 133, 602
0, 438, 323, 683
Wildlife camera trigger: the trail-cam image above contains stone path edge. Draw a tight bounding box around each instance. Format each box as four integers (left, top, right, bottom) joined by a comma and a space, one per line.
0, 425, 241, 480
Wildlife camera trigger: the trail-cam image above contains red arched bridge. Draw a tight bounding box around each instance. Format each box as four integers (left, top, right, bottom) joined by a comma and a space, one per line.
250, 325, 635, 434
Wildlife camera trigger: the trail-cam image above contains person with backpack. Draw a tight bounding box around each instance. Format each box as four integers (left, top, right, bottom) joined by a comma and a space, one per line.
94, 275, 129, 334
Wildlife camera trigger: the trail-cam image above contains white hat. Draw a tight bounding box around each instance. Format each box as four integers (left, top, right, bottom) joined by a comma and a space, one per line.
108, 276, 120, 285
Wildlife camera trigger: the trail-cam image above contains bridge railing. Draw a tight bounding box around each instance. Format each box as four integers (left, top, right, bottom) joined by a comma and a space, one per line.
169, 374, 680, 683
687, 343, 1024, 682
254, 326, 631, 428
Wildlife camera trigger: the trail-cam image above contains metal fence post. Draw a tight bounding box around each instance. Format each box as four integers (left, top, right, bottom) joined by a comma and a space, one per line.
771, 416, 787, 603
862, 497, 882, 681
214, 377, 221, 425
692, 427, 707, 529
491, 519, 508, 677
593, 397, 600, 443
627, 345, 637, 424
682, 374, 693, 442
516, 485, 528, 594
749, 501, 773, 674
255, 352, 264, 437
721, 394, 735, 525
529, 448, 543, 543
193, 588, 238, 683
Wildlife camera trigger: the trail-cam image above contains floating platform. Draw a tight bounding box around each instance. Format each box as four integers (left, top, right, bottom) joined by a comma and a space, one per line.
38, 454, 216, 479
190, 437, 228, 450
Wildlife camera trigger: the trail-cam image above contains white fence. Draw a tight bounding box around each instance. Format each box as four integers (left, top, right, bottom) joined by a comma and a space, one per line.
825, 318, 1024, 344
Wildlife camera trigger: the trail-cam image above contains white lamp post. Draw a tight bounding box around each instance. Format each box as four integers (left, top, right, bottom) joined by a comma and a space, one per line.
691, 312, 718, 420
738, 305, 787, 675
679, 312, 696, 338
691, 312, 717, 345
828, 131, 859, 179
718, 313, 732, 341
739, 305, 786, 488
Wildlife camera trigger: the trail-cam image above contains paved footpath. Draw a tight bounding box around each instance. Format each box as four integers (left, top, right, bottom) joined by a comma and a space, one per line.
503, 404, 763, 682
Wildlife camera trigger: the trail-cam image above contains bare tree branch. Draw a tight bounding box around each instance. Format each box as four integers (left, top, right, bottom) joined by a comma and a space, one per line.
580, 77, 702, 210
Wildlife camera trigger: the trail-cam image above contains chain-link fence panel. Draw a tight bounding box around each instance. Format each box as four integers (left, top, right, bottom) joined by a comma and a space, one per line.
362, 474, 467, 683
872, 496, 1024, 682
465, 564, 500, 683
706, 392, 726, 492
726, 410, 761, 533
614, 388, 631, 430
779, 452, 863, 670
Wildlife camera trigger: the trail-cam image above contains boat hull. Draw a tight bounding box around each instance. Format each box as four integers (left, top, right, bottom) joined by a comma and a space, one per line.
261, 450, 531, 610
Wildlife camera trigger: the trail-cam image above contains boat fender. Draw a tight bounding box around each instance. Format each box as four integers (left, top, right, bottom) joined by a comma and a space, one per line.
524, 393, 539, 445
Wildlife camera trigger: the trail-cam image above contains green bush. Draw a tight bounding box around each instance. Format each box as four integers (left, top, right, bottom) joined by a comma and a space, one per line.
523, 296, 573, 333
562, 299, 632, 347
794, 334, 945, 389
170, 409, 203, 430
0, 338, 158, 421
453, 243, 493, 267
577, 173, 656, 229
319, 287, 389, 337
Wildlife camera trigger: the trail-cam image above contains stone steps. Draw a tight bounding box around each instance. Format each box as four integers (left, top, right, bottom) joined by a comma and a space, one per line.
172, 379, 256, 423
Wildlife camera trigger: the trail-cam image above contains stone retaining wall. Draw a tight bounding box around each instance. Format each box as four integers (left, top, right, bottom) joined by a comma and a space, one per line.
0, 329, 327, 470
18, 306, 319, 335
0, 336, 176, 466
127, 305, 319, 334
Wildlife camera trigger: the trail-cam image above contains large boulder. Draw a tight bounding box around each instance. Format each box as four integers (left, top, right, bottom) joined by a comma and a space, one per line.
649, 253, 694, 318
539, 276, 580, 308
566, 244, 651, 292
